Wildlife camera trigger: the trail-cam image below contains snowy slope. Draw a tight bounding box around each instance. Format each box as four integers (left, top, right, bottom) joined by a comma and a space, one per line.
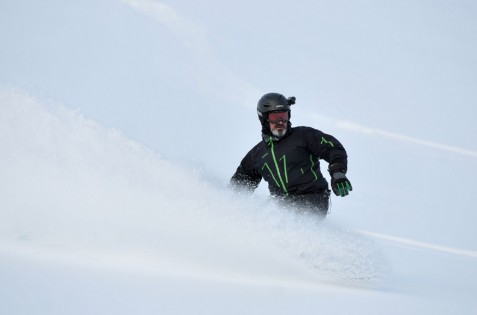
1, 89, 476, 315
1, 0, 477, 314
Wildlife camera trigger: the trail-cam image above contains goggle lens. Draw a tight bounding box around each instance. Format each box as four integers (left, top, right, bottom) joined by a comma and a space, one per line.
268, 112, 289, 124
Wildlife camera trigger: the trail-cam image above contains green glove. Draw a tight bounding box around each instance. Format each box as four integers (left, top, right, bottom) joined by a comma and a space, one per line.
331, 172, 352, 197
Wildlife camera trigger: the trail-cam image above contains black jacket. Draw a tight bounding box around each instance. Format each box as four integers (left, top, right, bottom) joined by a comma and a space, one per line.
231, 126, 348, 197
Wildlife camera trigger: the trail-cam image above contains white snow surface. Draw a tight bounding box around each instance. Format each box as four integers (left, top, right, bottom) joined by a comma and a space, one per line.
1, 1, 477, 314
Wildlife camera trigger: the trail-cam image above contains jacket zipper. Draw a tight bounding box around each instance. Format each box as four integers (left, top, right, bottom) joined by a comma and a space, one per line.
269, 139, 288, 196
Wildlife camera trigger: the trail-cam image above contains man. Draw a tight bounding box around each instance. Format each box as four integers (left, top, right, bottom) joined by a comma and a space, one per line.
230, 92, 352, 217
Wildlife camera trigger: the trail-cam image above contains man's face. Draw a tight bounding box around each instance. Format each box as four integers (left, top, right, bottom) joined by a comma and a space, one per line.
268, 111, 289, 138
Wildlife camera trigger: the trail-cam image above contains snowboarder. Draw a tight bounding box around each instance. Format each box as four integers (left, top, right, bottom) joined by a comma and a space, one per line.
230, 93, 352, 216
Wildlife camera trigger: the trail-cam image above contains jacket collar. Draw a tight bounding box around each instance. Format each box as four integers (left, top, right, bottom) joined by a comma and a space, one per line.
261, 127, 293, 143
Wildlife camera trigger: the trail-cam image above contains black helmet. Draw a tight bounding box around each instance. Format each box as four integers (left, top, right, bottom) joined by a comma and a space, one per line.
257, 93, 295, 134
257, 93, 290, 117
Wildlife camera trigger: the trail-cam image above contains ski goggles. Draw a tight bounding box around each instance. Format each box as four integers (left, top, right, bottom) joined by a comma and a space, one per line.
267, 111, 289, 124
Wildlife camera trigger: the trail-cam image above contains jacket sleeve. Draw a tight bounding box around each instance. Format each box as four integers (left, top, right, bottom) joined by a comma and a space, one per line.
230, 148, 262, 192
304, 127, 348, 175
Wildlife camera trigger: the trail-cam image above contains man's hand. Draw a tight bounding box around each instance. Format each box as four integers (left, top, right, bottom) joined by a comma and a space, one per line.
331, 172, 352, 197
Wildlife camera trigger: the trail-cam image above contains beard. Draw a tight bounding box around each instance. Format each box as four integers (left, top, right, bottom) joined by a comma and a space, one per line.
271, 125, 287, 138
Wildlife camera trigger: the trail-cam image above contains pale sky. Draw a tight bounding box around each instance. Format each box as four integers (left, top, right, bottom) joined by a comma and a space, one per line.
1, 0, 476, 162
